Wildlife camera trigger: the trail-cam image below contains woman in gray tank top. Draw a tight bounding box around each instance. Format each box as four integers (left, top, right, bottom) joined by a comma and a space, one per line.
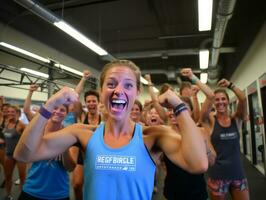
201, 78, 249, 200
2, 105, 26, 200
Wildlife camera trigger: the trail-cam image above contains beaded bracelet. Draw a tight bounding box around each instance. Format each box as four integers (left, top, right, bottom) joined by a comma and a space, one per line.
39, 106, 52, 119
173, 103, 188, 117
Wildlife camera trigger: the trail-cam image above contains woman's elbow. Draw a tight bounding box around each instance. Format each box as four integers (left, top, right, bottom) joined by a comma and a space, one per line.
188, 158, 208, 174
13, 146, 32, 163
13, 151, 28, 163
196, 160, 208, 173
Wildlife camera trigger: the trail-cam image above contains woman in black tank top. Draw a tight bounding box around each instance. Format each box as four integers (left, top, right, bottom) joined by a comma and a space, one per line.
164, 97, 210, 200
201, 79, 249, 200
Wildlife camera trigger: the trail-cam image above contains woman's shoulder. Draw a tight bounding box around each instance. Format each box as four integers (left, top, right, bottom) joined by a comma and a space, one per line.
68, 123, 97, 132
17, 120, 26, 130
143, 125, 171, 134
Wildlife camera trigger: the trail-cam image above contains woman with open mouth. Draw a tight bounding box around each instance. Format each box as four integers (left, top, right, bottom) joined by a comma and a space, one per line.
14, 59, 208, 200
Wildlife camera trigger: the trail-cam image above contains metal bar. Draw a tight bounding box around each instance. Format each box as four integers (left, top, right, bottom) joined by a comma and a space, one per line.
19, 74, 25, 84
0, 83, 32, 86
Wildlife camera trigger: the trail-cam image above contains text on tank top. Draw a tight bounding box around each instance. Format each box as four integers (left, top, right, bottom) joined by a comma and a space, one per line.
83, 123, 156, 200
208, 117, 245, 179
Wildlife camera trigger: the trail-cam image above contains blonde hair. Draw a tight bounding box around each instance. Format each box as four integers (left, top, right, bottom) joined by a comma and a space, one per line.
9, 105, 20, 113
100, 60, 141, 90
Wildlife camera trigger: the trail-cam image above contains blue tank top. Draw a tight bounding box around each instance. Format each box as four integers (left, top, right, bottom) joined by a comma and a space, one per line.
208, 117, 245, 179
63, 112, 77, 127
23, 160, 69, 199
84, 123, 156, 200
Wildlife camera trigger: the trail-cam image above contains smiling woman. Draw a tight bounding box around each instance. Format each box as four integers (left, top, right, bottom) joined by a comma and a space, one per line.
201, 78, 250, 200
17, 104, 76, 200
14, 60, 208, 200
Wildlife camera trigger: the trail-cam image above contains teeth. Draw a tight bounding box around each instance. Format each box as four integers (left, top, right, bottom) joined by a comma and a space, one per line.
112, 99, 126, 104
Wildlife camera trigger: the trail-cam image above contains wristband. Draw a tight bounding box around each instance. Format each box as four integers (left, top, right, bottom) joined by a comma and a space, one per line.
227, 82, 235, 89
39, 106, 52, 119
173, 103, 188, 117
191, 75, 199, 84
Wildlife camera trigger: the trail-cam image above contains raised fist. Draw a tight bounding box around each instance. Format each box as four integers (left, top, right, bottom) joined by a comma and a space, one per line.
46, 87, 79, 108
83, 70, 91, 80
158, 89, 182, 109
217, 79, 230, 88
144, 74, 152, 84
180, 68, 194, 79
29, 84, 39, 92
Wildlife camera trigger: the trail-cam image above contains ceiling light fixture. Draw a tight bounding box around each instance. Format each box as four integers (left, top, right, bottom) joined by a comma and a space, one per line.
54, 63, 83, 77
14, 0, 108, 57
198, 0, 213, 31
199, 49, 209, 69
200, 73, 208, 84
54, 21, 108, 56
20, 67, 49, 78
0, 42, 50, 63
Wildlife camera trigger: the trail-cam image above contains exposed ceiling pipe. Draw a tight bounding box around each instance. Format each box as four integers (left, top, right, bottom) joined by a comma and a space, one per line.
115, 47, 235, 59
14, 0, 60, 23
141, 69, 202, 81
210, 0, 237, 67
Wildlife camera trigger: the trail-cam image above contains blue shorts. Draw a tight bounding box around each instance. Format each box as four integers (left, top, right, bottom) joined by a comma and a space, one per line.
207, 177, 248, 196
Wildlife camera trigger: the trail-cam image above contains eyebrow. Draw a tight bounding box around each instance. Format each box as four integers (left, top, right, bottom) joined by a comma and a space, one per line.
107, 77, 135, 82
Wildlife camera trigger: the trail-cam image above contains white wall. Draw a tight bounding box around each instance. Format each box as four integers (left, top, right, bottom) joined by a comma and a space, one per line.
231, 23, 266, 88
230, 23, 266, 174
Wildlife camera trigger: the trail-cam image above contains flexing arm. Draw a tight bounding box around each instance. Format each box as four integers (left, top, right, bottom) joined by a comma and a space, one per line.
218, 79, 247, 120
181, 68, 215, 123
144, 74, 168, 122
14, 87, 80, 162
75, 70, 91, 96
156, 89, 208, 173
23, 84, 39, 121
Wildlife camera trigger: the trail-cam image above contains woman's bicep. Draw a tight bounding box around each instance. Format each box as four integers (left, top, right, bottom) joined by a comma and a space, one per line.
157, 131, 185, 166
29, 126, 79, 161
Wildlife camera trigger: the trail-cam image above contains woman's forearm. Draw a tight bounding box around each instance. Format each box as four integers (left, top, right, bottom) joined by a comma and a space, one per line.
230, 84, 247, 119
